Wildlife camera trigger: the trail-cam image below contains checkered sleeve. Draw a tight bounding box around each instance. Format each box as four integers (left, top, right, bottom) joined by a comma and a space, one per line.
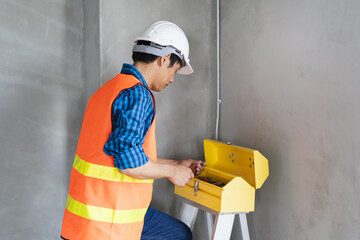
103, 85, 154, 169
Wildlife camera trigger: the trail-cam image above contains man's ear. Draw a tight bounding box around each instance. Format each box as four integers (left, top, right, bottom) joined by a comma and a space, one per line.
156, 57, 163, 67
158, 54, 171, 67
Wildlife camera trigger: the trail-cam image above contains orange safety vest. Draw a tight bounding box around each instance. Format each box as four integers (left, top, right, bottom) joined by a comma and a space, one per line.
61, 74, 157, 240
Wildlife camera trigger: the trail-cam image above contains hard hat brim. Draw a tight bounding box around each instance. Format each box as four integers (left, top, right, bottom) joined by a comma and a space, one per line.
177, 59, 193, 75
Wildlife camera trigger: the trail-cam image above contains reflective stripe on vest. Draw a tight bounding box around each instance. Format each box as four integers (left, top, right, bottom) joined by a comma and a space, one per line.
72, 154, 153, 183
66, 195, 148, 223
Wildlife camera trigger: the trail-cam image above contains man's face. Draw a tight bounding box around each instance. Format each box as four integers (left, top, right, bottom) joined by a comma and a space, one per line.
152, 58, 181, 92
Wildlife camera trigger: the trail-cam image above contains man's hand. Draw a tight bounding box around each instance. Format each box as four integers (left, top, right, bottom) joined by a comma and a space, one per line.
177, 159, 206, 175
168, 164, 194, 187
154, 157, 206, 187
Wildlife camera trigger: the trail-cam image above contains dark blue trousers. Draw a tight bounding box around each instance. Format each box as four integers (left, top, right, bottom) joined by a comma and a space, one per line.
141, 206, 192, 240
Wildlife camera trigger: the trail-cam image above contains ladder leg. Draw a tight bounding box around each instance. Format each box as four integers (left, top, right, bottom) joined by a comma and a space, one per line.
239, 213, 250, 240
211, 213, 235, 240
205, 212, 213, 239
179, 202, 199, 230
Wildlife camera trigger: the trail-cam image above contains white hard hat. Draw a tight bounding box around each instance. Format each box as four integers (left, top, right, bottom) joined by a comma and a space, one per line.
133, 21, 193, 75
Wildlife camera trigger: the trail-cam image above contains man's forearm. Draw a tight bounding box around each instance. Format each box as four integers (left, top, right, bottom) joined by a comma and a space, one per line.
157, 157, 178, 165
118, 158, 195, 187
118, 160, 175, 180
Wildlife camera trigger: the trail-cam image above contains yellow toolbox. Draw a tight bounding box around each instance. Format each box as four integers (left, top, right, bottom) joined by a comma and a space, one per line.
175, 139, 269, 213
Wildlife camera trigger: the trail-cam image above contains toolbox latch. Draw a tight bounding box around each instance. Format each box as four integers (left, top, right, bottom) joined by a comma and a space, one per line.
194, 181, 199, 196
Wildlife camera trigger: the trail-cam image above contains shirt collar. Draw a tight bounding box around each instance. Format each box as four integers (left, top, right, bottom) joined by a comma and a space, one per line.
120, 63, 149, 88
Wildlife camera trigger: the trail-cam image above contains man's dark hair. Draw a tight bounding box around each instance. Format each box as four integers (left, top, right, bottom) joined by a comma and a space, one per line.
132, 41, 183, 68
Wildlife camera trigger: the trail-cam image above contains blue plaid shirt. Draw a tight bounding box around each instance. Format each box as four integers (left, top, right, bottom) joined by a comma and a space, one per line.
103, 64, 154, 169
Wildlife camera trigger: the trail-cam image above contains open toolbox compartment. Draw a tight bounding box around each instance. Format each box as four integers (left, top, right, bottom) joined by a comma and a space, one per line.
175, 139, 269, 213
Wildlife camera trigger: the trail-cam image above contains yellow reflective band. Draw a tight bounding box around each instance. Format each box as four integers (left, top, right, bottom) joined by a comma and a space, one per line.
73, 155, 153, 183
66, 195, 147, 223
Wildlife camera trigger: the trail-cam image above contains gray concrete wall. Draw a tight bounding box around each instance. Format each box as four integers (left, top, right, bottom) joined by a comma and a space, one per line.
99, 1, 216, 239
0, 0, 84, 239
2, 0, 359, 239
220, 0, 360, 239
84, 0, 100, 104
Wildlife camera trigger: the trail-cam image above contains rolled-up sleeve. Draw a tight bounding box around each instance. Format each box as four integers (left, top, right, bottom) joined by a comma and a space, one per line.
103, 85, 154, 169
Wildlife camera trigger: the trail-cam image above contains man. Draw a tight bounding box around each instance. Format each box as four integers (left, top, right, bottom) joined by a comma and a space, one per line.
61, 21, 204, 240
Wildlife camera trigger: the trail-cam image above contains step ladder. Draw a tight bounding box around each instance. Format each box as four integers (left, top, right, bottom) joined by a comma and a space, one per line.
179, 199, 250, 240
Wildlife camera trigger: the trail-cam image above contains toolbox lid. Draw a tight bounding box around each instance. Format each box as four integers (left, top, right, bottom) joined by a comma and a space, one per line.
204, 139, 269, 189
